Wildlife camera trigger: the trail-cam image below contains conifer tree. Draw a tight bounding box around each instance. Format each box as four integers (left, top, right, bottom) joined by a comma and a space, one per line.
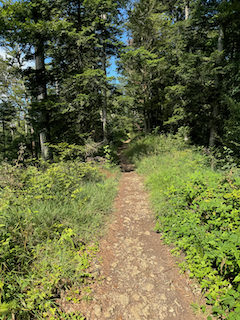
121, 0, 240, 150
0, 0, 128, 159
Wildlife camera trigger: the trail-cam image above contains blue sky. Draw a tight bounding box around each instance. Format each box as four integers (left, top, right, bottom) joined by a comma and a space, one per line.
107, 56, 118, 78
107, 30, 129, 81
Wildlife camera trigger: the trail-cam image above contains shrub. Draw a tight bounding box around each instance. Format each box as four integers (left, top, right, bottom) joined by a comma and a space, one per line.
0, 159, 119, 319
126, 134, 240, 319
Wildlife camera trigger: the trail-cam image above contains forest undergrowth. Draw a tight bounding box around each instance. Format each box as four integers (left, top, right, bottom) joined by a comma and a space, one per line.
0, 147, 120, 320
124, 135, 240, 320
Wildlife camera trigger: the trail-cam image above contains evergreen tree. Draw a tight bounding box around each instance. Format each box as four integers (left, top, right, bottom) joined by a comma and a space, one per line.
120, 0, 240, 150
0, 0, 128, 160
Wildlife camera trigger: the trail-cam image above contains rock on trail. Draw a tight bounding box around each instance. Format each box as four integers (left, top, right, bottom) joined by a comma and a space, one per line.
80, 172, 205, 320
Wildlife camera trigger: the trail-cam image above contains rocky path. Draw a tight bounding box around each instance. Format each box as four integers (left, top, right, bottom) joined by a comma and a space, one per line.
79, 171, 205, 320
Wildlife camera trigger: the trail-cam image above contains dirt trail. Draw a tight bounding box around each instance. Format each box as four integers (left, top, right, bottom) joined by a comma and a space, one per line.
77, 171, 205, 320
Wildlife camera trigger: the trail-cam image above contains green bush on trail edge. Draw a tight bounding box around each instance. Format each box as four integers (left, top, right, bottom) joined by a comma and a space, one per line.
0, 160, 120, 319
125, 135, 240, 320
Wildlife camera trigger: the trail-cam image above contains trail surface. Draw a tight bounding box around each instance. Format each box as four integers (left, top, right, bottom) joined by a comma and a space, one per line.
77, 171, 205, 320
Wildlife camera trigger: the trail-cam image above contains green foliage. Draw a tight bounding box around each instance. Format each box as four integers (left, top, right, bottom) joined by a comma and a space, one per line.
126, 135, 240, 319
49, 139, 104, 162
119, 0, 240, 150
0, 0, 128, 161
0, 158, 120, 319
122, 133, 187, 165
107, 113, 134, 145
49, 311, 85, 320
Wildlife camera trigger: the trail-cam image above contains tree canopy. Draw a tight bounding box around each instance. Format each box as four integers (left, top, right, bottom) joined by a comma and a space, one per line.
0, 0, 240, 161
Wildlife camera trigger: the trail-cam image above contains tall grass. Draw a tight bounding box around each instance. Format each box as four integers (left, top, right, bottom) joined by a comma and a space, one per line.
122, 133, 187, 166
0, 160, 120, 319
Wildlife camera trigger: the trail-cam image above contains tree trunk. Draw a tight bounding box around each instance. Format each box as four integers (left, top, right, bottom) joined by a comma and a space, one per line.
100, 52, 107, 142
185, 1, 189, 20
31, 126, 36, 158
35, 39, 52, 161
102, 50, 107, 142
55, 78, 59, 96
101, 17, 107, 143
209, 25, 224, 148
209, 104, 218, 148
142, 71, 148, 136
2, 119, 5, 158
143, 109, 148, 136
10, 127, 14, 140
147, 110, 151, 133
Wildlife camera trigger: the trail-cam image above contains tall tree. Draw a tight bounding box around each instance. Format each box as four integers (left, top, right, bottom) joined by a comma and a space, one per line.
119, 0, 171, 134
0, 0, 65, 159
120, 0, 240, 151
0, 0, 128, 159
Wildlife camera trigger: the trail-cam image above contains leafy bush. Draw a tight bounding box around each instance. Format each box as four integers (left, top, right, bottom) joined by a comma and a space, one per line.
126, 135, 240, 319
0, 159, 119, 319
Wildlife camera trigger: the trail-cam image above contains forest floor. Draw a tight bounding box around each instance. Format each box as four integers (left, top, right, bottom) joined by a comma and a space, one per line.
62, 147, 208, 320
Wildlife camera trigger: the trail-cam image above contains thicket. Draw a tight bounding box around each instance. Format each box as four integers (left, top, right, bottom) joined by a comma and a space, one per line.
124, 135, 240, 320
0, 155, 119, 319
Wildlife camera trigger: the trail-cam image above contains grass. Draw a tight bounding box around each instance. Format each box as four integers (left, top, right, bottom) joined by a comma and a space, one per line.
124, 134, 240, 320
122, 133, 187, 165
0, 159, 120, 319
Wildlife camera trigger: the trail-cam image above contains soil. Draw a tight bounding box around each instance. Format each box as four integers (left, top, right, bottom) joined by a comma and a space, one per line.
61, 145, 208, 319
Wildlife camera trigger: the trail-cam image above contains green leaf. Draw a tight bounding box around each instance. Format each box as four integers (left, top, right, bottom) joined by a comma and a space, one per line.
233, 275, 240, 283
212, 306, 226, 315
0, 302, 10, 313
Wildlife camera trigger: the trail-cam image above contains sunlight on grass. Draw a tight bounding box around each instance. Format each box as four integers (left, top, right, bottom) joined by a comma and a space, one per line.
0, 160, 120, 319
125, 134, 240, 320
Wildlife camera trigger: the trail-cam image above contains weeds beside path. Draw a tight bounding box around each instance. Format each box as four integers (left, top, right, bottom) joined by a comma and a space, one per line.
0, 161, 119, 319
80, 171, 205, 319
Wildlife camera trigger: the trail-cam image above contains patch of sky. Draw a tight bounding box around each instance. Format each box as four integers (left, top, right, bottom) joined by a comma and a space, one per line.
0, 45, 35, 68
107, 30, 128, 83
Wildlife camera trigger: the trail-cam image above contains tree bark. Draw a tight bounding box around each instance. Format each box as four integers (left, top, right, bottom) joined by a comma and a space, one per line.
147, 110, 151, 133
143, 109, 148, 136
209, 104, 218, 148
31, 126, 36, 158
209, 25, 224, 148
101, 15, 107, 142
185, 1, 189, 20
101, 48, 107, 142
2, 119, 5, 158
35, 39, 52, 160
